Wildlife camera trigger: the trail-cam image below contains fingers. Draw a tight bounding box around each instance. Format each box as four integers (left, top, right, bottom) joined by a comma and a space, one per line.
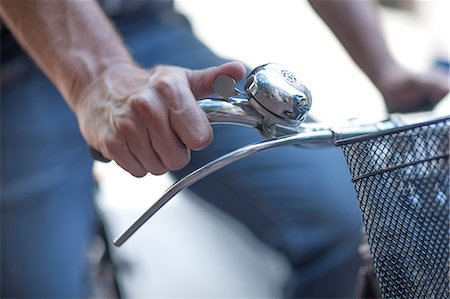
167, 61, 246, 150
100, 124, 165, 177
102, 112, 188, 176
125, 125, 168, 175
383, 68, 450, 113
142, 104, 192, 171
168, 86, 213, 151
170, 104, 213, 151
150, 67, 213, 151
127, 96, 190, 173
102, 137, 148, 178
141, 62, 245, 166
88, 62, 246, 177
188, 61, 246, 98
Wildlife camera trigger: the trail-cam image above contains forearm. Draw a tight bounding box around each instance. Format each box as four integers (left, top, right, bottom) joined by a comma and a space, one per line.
0, 0, 134, 109
308, 0, 396, 88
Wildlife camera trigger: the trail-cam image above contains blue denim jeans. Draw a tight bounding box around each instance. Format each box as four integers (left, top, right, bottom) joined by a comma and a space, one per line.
1, 12, 363, 298
1, 58, 96, 297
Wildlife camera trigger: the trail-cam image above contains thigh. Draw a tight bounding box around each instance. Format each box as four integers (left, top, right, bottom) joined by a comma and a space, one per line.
1, 175, 95, 298
1, 68, 95, 298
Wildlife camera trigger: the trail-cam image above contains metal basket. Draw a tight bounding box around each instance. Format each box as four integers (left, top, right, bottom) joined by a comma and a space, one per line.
336, 116, 449, 299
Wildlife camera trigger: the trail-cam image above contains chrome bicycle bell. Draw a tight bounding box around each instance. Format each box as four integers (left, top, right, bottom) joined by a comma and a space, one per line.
245, 63, 312, 126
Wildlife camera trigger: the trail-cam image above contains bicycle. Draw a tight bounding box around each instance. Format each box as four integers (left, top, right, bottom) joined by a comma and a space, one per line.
100, 63, 449, 299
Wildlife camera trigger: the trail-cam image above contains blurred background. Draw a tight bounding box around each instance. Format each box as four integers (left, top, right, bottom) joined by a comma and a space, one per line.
92, 1, 449, 298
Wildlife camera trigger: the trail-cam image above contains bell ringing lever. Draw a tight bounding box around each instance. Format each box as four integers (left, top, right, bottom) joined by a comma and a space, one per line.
197, 63, 313, 138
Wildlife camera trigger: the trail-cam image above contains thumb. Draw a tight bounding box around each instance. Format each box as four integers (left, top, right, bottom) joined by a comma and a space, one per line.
188, 61, 247, 99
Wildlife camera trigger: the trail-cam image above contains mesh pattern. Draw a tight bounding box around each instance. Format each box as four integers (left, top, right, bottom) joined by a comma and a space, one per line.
337, 117, 449, 299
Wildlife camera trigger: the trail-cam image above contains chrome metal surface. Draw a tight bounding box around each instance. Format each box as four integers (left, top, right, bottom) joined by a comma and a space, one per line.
245, 63, 312, 126
197, 98, 263, 129
200, 63, 313, 138
113, 118, 402, 246
114, 129, 334, 247
113, 62, 415, 247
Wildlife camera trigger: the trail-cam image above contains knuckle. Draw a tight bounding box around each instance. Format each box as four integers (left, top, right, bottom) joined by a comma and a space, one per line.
167, 149, 190, 171
129, 97, 147, 111
153, 77, 177, 102
130, 97, 155, 121
188, 129, 213, 150
149, 167, 168, 176
141, 156, 168, 176
130, 170, 147, 178
104, 138, 127, 154
115, 119, 135, 136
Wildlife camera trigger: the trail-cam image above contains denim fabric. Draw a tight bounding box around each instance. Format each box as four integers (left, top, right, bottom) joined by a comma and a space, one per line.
172, 125, 364, 298
1, 61, 96, 297
1, 12, 363, 298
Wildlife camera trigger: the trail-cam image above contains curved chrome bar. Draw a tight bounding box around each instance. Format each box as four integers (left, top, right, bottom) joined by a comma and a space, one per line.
113, 129, 334, 247
91, 63, 312, 162
113, 118, 402, 246
112, 62, 404, 246
197, 97, 263, 128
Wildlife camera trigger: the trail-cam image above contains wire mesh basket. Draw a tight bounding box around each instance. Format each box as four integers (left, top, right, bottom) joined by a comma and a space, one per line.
336, 116, 449, 299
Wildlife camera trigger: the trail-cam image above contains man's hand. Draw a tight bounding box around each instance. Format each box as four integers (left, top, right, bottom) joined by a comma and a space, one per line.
309, 0, 449, 113
0, 0, 246, 177
76, 61, 246, 177
375, 66, 449, 113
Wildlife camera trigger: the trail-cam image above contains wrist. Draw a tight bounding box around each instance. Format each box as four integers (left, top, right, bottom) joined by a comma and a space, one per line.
72, 62, 150, 116
68, 59, 136, 111
370, 59, 403, 92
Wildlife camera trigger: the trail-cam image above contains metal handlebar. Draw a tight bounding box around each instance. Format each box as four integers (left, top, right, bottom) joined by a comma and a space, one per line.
113, 117, 400, 246
112, 63, 435, 246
